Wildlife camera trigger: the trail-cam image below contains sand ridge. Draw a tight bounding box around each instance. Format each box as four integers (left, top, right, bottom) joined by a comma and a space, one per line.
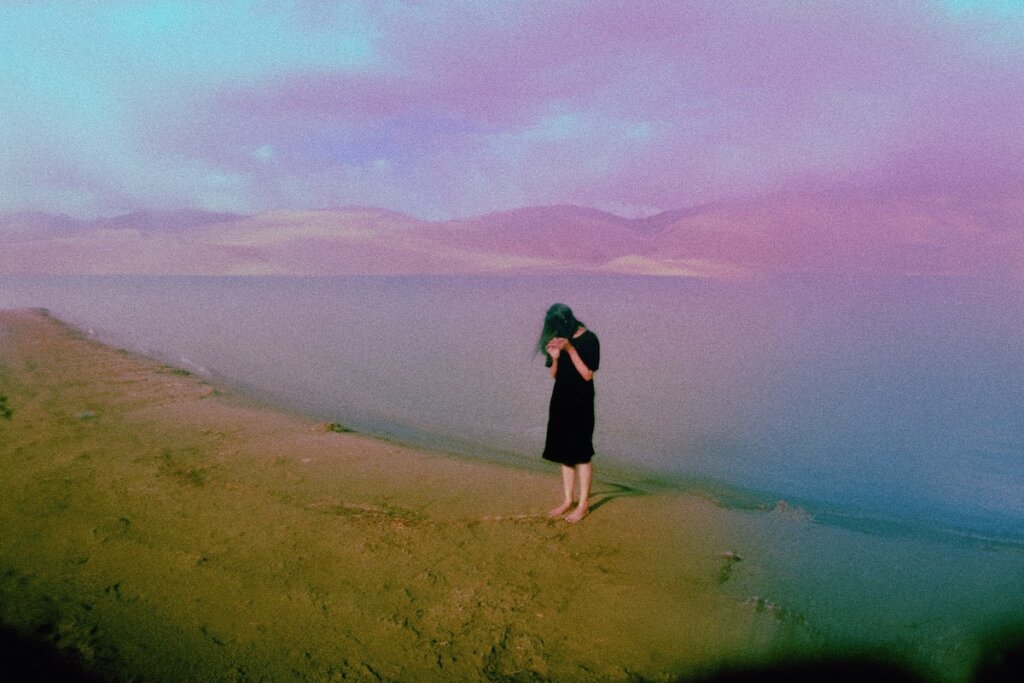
0, 308, 782, 681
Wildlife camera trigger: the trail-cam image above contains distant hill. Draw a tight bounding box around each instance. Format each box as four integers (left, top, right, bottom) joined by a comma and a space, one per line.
87, 209, 246, 232
0, 211, 84, 240
640, 191, 1024, 277
0, 209, 245, 240
3, 191, 1022, 277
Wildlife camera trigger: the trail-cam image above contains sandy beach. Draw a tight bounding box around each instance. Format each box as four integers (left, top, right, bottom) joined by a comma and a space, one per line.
0, 308, 806, 681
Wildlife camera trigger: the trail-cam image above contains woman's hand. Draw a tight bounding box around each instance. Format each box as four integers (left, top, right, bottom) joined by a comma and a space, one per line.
546, 337, 566, 358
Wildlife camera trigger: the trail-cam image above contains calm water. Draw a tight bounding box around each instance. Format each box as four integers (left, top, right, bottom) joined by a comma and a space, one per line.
4, 274, 1024, 544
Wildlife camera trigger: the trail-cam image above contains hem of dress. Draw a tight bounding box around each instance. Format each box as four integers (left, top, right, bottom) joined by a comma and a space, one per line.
542, 453, 594, 466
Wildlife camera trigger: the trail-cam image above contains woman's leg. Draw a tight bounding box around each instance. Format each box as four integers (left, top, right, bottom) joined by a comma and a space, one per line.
549, 465, 576, 517
565, 462, 591, 523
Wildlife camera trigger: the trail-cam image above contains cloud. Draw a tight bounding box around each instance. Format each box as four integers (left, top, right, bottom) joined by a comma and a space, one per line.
1, 1, 1022, 219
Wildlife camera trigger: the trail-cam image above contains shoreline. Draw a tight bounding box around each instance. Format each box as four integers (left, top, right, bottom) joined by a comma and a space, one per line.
5, 274, 1023, 554
50, 305, 1024, 553
0, 308, 793, 681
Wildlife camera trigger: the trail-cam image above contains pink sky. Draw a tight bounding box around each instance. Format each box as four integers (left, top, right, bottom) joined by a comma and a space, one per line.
1, 1, 1022, 220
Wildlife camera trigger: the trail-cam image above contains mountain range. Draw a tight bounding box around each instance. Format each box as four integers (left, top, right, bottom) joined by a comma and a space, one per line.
3, 191, 1023, 278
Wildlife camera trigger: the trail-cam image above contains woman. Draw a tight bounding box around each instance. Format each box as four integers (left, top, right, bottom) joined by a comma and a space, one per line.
539, 303, 600, 523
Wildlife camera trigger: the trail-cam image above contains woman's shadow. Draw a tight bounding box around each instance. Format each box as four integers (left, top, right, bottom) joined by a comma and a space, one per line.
588, 481, 646, 514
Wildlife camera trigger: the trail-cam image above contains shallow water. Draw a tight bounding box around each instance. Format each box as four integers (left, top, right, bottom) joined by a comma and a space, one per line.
3, 274, 1024, 544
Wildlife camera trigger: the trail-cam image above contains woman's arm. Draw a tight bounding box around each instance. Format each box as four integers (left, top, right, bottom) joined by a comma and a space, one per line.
563, 342, 594, 381
546, 338, 566, 378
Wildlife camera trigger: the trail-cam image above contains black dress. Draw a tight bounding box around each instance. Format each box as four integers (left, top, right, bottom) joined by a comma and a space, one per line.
542, 330, 600, 466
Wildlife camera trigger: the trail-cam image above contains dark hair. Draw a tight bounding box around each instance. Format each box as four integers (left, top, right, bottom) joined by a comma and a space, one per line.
538, 303, 583, 366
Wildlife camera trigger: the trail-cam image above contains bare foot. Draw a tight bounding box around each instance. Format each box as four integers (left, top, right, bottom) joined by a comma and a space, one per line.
564, 503, 589, 523
548, 501, 573, 518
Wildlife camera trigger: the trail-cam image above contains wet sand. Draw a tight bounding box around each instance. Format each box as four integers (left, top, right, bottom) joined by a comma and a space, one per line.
0, 308, 792, 681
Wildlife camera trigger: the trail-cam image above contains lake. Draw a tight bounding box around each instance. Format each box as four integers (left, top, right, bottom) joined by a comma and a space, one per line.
3, 274, 1024, 545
